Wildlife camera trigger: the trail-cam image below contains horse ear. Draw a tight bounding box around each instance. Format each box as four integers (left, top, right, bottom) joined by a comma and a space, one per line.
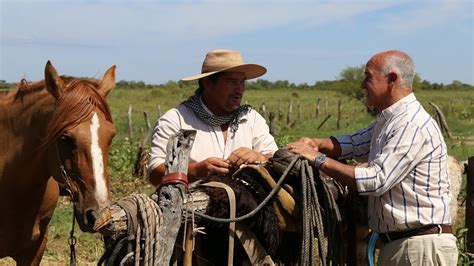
98, 65, 116, 98
44, 60, 66, 99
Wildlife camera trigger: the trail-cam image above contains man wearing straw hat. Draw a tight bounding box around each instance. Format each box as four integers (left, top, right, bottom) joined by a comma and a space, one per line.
148, 49, 278, 185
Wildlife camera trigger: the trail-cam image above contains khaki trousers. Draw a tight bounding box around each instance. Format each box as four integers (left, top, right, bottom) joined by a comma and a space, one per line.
378, 233, 458, 266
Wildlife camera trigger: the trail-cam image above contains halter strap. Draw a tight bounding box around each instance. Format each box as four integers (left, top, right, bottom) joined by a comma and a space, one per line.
54, 142, 76, 203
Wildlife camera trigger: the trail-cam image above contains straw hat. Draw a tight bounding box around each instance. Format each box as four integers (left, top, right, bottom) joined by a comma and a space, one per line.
181, 49, 267, 81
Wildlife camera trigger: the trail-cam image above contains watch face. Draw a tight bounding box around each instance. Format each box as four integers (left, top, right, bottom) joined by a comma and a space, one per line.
315, 153, 326, 167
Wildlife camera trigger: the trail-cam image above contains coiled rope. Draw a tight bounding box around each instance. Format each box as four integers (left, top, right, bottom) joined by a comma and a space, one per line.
300, 159, 326, 265
100, 194, 163, 265
299, 159, 345, 265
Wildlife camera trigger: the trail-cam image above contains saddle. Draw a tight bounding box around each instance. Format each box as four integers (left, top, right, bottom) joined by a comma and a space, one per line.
233, 164, 299, 231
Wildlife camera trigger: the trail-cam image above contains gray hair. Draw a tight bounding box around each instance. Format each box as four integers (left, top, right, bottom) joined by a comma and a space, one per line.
380, 51, 416, 88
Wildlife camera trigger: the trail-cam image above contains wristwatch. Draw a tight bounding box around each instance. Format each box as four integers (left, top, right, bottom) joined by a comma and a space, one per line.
314, 153, 327, 168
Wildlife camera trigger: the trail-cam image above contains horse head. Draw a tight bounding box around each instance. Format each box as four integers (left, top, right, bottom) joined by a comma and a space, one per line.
43, 61, 116, 232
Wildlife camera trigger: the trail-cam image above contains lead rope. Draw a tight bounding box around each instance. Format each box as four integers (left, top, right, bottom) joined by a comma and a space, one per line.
59, 164, 77, 266
69, 207, 77, 266
192, 155, 301, 223
56, 142, 77, 266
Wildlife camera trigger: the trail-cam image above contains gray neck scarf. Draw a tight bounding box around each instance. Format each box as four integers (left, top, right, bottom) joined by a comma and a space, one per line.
182, 92, 251, 137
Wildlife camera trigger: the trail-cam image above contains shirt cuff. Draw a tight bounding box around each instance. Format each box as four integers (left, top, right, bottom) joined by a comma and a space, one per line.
333, 135, 354, 160
354, 165, 378, 195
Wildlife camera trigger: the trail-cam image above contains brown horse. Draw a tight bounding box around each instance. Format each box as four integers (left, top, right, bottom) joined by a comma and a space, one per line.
0, 61, 116, 265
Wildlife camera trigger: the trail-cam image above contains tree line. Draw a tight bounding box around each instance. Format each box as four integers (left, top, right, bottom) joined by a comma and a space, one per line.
114, 65, 473, 92
2, 66, 472, 93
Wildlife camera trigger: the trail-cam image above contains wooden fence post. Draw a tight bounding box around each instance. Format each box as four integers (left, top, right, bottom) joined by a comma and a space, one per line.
316, 98, 320, 119
429, 102, 453, 138
260, 102, 266, 120
157, 104, 162, 119
278, 100, 283, 121
466, 156, 474, 253
337, 99, 342, 130
155, 129, 196, 265
287, 100, 293, 125
132, 112, 153, 177
142, 111, 152, 145
128, 104, 133, 140
297, 100, 301, 119
269, 112, 276, 136
324, 99, 328, 116
144, 112, 151, 133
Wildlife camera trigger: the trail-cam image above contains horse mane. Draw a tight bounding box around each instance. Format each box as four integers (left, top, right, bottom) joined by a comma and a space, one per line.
14, 76, 89, 97
38, 77, 113, 151
16, 79, 44, 96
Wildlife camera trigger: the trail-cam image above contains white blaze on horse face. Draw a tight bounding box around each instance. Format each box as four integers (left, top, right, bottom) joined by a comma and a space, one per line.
90, 112, 108, 205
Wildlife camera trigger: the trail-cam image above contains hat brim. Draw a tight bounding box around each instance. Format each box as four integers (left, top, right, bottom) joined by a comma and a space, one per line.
181, 64, 267, 81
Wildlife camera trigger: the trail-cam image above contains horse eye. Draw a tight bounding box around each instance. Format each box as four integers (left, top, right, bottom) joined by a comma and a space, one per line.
59, 134, 75, 146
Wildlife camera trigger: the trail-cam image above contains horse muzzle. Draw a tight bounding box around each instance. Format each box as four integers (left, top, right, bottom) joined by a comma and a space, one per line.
75, 207, 101, 233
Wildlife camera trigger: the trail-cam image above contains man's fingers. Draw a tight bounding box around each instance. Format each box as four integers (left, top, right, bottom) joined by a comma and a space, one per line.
228, 148, 251, 165
287, 142, 310, 151
227, 148, 266, 167
209, 165, 230, 175
235, 155, 248, 166
230, 148, 250, 157
210, 158, 230, 168
286, 142, 300, 150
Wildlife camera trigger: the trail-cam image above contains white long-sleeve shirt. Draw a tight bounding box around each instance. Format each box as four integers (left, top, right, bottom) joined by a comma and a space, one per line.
148, 103, 278, 173
335, 93, 452, 233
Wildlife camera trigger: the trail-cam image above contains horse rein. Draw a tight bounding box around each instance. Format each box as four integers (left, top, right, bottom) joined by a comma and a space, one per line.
54, 142, 78, 266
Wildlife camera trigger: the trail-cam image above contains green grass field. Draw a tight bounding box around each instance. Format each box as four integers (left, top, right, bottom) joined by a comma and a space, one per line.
1, 87, 472, 264
109, 87, 473, 159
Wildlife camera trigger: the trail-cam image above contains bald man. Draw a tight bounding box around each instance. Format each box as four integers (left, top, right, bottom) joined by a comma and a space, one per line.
287, 50, 457, 265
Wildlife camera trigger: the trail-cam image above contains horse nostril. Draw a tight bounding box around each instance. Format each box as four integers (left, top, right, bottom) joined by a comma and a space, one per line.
85, 209, 97, 227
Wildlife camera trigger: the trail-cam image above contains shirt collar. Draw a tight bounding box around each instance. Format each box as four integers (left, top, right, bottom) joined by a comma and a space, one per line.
380, 93, 416, 119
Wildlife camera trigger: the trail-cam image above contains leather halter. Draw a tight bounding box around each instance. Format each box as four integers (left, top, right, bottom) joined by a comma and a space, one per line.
54, 142, 77, 203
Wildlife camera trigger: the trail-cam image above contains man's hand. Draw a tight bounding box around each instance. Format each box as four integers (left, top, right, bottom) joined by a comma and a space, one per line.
195, 157, 230, 177
227, 147, 266, 168
294, 137, 342, 159
298, 137, 317, 147
150, 157, 232, 185
286, 142, 319, 162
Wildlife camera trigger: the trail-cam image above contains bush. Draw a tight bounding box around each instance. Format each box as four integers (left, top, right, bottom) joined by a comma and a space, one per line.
109, 138, 138, 180
275, 134, 296, 148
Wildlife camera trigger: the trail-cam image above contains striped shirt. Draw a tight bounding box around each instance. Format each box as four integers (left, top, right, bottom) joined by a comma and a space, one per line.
334, 93, 452, 233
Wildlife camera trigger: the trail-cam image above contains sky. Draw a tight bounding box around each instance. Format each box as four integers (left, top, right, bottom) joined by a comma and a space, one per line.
1, 0, 473, 85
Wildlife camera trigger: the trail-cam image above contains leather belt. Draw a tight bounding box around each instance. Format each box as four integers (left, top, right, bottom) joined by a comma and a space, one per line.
380, 224, 452, 243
